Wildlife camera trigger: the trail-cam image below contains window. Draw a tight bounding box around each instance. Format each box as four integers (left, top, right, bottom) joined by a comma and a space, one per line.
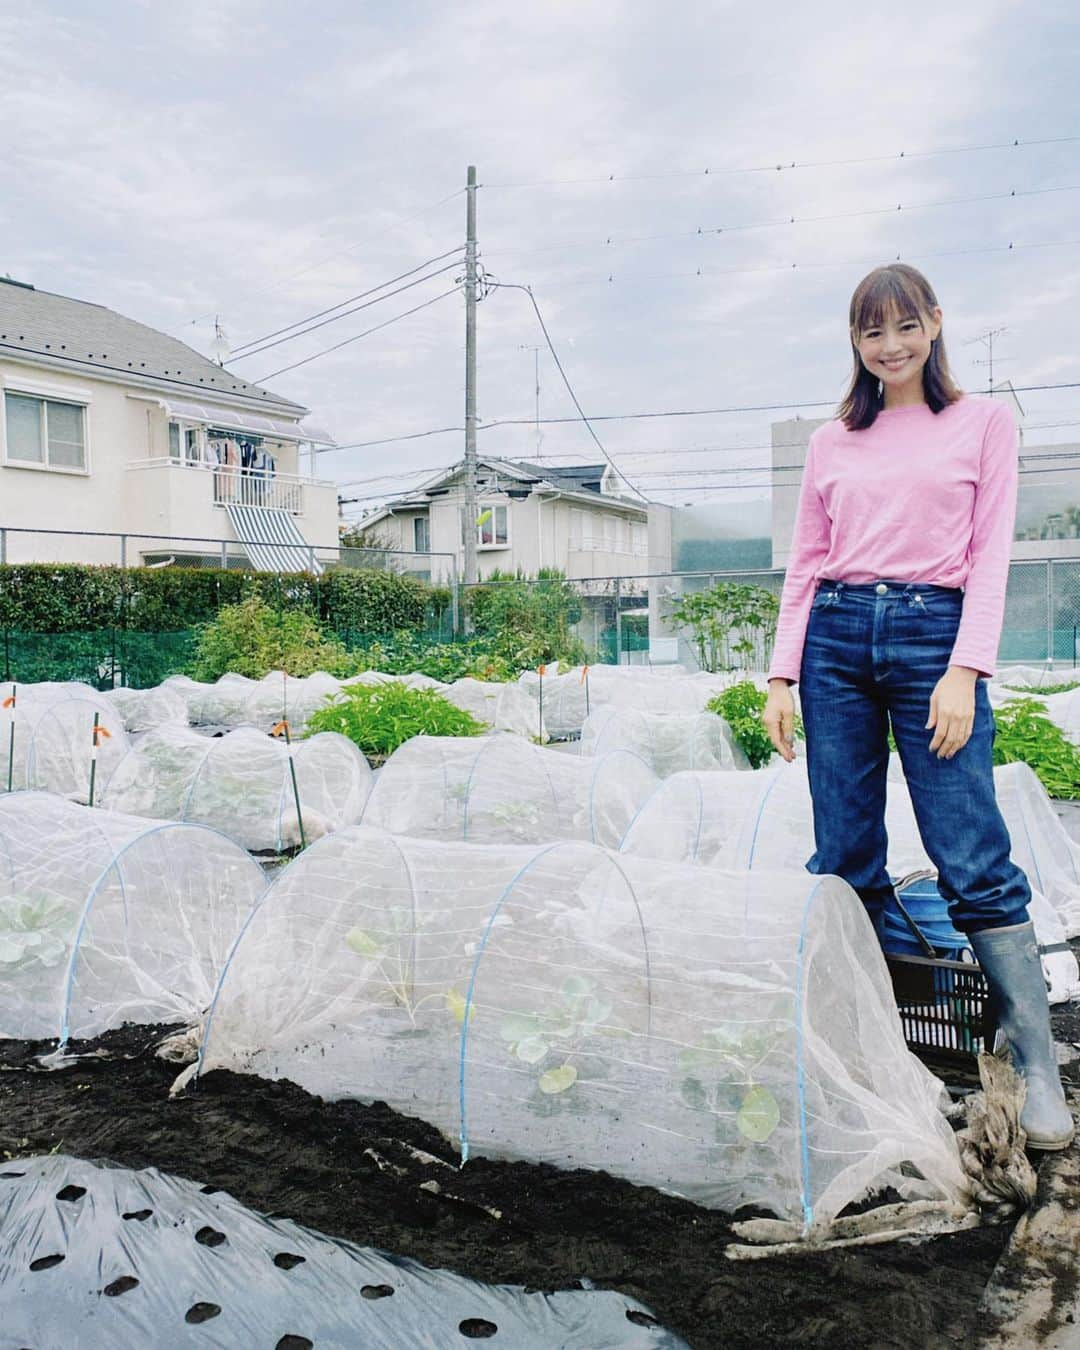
413, 516, 430, 553
478, 503, 509, 548
168, 421, 181, 460
4, 392, 86, 469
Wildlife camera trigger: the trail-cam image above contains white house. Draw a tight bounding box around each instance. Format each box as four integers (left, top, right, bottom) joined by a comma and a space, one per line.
0, 277, 339, 570
354, 457, 653, 583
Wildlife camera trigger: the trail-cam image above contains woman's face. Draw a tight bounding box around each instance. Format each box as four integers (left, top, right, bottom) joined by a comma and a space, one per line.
853, 302, 943, 395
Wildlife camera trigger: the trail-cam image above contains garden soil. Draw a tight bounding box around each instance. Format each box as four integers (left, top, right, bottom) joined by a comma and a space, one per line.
0, 1026, 1035, 1350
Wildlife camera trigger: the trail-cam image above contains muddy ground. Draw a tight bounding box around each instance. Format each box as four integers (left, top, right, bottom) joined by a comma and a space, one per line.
0, 1024, 1028, 1350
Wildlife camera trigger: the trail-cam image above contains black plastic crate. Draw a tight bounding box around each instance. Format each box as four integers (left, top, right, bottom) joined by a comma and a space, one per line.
886, 952, 995, 1070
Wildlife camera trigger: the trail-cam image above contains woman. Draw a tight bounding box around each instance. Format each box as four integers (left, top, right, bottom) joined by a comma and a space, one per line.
763, 263, 1073, 1150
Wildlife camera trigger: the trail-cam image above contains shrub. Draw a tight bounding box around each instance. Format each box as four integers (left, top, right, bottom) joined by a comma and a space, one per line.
706, 681, 803, 770
189, 597, 349, 681
993, 698, 1080, 800
667, 582, 779, 673
346, 634, 515, 683
1002, 681, 1080, 696
464, 569, 588, 668
305, 682, 486, 758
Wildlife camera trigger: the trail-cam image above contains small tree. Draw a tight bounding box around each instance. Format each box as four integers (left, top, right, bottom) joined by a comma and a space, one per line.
667, 581, 779, 673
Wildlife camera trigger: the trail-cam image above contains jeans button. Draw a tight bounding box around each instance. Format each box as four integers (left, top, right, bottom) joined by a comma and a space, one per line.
875, 582, 888, 595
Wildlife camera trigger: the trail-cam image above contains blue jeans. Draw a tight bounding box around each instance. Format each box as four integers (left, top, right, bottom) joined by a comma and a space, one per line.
799, 579, 1030, 934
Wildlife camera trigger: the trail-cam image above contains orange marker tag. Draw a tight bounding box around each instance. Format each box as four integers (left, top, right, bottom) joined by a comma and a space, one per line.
580, 665, 589, 685
271, 720, 291, 738
537, 665, 546, 678
2, 696, 14, 709
92, 725, 112, 745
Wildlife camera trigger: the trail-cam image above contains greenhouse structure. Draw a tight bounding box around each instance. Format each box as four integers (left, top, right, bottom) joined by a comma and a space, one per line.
1, 683, 130, 802
579, 707, 749, 776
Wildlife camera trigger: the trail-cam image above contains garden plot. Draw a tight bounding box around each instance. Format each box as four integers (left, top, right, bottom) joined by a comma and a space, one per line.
1, 682, 129, 801
517, 665, 752, 739
102, 683, 188, 733
437, 676, 545, 739
621, 757, 1080, 957
361, 733, 657, 846
99, 725, 372, 853
579, 706, 749, 775
0, 793, 264, 1045
187, 826, 965, 1229
163, 673, 256, 727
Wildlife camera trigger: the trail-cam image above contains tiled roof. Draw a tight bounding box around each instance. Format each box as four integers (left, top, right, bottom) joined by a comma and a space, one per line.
0, 277, 305, 413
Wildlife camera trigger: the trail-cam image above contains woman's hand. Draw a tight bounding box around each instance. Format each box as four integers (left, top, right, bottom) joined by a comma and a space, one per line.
764, 679, 797, 763
926, 666, 978, 759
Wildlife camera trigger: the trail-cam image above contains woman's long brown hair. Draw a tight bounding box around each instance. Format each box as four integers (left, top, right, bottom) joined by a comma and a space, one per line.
838, 264, 963, 431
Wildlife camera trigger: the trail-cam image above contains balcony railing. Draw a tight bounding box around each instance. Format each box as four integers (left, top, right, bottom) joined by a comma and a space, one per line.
128, 457, 335, 515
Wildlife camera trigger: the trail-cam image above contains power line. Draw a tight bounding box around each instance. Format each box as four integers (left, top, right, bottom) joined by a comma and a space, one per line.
228, 247, 465, 356
230, 260, 465, 362
484, 183, 1080, 259
581, 236, 1080, 287
186, 186, 465, 326
314, 425, 465, 456
478, 380, 1080, 430
482, 136, 1080, 189
253, 285, 462, 382
487, 280, 649, 504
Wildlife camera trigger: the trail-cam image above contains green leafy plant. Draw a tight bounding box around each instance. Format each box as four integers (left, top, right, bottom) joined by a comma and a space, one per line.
678, 1025, 782, 1144
464, 569, 589, 669
306, 682, 485, 758
707, 681, 803, 770
0, 894, 74, 972
993, 697, 1080, 799
500, 974, 626, 1098
667, 582, 779, 673
188, 596, 349, 681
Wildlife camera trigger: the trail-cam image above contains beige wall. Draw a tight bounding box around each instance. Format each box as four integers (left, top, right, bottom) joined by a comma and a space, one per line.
0, 358, 336, 564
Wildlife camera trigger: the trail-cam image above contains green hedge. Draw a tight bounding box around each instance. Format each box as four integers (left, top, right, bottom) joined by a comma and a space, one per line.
0, 563, 435, 635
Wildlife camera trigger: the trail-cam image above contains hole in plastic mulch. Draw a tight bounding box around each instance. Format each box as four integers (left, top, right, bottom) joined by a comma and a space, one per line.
104, 1276, 139, 1297
626, 1309, 661, 1328
56, 1185, 87, 1202
360, 1284, 395, 1300
122, 1209, 153, 1221
273, 1252, 306, 1270
0, 1171, 26, 1179
185, 1302, 222, 1323
460, 1318, 499, 1339
199, 1185, 221, 1195
275, 1338, 313, 1350
195, 1226, 227, 1248
29, 1254, 65, 1271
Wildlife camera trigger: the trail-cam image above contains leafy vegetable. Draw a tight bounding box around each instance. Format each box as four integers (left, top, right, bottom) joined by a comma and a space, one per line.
706, 681, 803, 770
307, 682, 485, 758
993, 698, 1080, 800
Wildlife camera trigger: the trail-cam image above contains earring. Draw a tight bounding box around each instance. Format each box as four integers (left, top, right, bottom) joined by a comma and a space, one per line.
877, 379, 884, 397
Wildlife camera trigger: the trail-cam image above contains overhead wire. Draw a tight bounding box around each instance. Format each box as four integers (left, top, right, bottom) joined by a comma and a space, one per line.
228, 247, 465, 356
229, 260, 465, 362
483, 184, 1080, 259
253, 285, 462, 382
482, 136, 1080, 189
486, 279, 649, 503
186, 186, 465, 326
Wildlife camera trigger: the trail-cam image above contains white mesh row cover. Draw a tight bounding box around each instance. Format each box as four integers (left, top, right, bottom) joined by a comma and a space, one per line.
621, 758, 1080, 950
0, 793, 265, 1045
360, 734, 658, 848
438, 677, 546, 741
516, 666, 760, 740
991, 664, 1080, 689
102, 684, 188, 733
190, 827, 965, 1229
98, 726, 372, 853
163, 674, 256, 727
579, 707, 750, 777
986, 678, 1080, 743
1, 684, 129, 803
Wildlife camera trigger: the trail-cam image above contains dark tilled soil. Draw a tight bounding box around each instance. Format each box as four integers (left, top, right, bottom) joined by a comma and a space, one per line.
0, 1026, 1017, 1350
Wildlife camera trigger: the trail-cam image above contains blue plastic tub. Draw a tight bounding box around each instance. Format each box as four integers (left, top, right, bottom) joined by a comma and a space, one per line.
881, 874, 972, 960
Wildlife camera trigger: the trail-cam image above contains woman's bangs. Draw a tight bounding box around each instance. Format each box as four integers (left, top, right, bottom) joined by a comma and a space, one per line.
851, 271, 924, 337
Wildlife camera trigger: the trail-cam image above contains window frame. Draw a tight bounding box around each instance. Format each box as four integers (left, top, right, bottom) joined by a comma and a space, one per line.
413, 514, 431, 553
1, 385, 91, 475
476, 501, 510, 550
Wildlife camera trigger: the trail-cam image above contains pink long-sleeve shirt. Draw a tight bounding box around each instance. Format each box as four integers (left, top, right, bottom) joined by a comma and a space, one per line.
767, 396, 1019, 684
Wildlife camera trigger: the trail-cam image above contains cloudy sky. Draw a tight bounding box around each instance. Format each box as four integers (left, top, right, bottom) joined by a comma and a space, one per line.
2, 1, 1078, 527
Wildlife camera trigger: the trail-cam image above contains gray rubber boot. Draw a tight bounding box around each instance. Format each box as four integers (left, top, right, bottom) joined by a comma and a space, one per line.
970, 922, 1075, 1151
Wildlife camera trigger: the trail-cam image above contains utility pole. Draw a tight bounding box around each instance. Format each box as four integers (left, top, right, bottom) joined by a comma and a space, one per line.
463, 165, 479, 587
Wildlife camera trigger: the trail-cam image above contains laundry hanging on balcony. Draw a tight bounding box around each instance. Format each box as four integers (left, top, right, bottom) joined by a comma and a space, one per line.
225, 503, 323, 574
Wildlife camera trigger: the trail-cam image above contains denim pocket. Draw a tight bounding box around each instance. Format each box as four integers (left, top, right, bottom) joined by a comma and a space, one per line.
908, 589, 963, 617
